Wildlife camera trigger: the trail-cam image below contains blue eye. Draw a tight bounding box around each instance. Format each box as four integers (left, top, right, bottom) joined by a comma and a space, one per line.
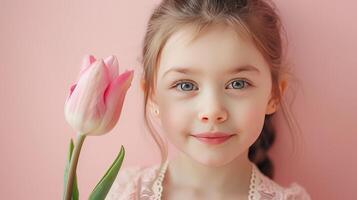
172, 79, 251, 92
226, 80, 251, 90
173, 81, 198, 91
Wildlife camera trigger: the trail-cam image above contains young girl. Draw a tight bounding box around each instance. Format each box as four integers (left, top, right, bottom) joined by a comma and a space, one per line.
107, 0, 311, 199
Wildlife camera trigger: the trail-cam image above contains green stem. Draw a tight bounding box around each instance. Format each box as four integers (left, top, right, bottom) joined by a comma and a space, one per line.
64, 133, 86, 200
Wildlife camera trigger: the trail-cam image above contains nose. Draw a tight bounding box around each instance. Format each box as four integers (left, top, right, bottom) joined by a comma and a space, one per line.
198, 96, 228, 124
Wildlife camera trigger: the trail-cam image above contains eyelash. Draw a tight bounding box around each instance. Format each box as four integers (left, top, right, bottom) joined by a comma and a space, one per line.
171, 79, 252, 92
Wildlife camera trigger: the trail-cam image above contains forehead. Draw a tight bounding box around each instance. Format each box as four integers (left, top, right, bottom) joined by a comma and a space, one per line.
157, 23, 270, 78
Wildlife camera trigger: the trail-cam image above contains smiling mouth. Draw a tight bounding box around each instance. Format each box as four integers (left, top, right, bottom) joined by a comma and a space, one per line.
192, 135, 235, 145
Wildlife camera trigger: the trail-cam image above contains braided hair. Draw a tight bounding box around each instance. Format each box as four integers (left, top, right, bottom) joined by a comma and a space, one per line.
248, 114, 276, 178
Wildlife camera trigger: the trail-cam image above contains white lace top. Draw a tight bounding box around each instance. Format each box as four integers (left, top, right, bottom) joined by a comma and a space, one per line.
106, 160, 311, 200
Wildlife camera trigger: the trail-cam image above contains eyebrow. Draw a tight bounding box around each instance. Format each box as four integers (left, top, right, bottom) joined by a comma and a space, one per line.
163, 64, 261, 77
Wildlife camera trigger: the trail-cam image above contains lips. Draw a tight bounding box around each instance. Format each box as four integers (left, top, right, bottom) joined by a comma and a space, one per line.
192, 131, 235, 138
191, 132, 235, 145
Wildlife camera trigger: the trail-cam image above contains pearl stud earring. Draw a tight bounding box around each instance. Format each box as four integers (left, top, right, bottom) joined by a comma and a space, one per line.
154, 109, 159, 115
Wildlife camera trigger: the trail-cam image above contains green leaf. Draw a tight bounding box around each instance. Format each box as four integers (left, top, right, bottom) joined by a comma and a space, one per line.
88, 145, 125, 200
63, 139, 80, 200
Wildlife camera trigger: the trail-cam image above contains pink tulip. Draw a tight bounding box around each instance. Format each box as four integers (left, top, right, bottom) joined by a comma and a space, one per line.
64, 55, 134, 136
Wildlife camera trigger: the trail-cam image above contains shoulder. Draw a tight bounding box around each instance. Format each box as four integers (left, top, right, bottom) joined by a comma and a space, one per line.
251, 164, 312, 200
105, 163, 161, 200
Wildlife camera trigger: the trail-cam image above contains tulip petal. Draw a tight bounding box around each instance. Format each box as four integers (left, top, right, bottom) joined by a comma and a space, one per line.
65, 83, 77, 104
104, 55, 119, 81
65, 55, 96, 106
89, 70, 134, 135
78, 55, 96, 78
88, 145, 125, 200
64, 60, 110, 134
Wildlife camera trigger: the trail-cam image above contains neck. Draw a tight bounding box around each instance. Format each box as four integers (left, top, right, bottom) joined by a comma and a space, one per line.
164, 150, 253, 196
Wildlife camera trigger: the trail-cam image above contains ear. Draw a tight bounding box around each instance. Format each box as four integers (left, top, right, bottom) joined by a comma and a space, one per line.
266, 77, 289, 115
140, 78, 145, 92
149, 98, 161, 122
142, 78, 161, 119
147, 89, 160, 118
149, 97, 159, 112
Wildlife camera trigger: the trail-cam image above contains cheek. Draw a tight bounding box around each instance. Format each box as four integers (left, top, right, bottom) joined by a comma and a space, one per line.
245, 106, 266, 135
158, 99, 191, 139
233, 99, 267, 140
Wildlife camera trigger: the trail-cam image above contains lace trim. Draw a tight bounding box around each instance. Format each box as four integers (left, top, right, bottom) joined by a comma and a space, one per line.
151, 160, 169, 200
107, 161, 311, 200
151, 160, 256, 200
248, 164, 257, 200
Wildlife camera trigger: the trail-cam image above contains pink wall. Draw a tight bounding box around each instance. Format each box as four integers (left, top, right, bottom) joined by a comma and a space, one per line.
1, 0, 356, 199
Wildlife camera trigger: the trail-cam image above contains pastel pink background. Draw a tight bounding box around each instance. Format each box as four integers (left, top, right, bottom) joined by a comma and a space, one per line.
1, 0, 356, 199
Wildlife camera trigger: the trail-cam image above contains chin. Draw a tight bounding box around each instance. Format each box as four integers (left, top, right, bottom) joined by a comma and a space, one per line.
194, 155, 234, 168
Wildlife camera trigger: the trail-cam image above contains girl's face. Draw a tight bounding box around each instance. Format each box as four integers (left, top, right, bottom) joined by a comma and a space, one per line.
151, 24, 277, 167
